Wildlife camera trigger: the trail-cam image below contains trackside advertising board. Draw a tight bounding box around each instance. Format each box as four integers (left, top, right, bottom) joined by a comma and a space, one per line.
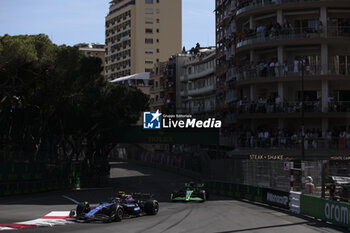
301, 194, 350, 228
262, 188, 290, 209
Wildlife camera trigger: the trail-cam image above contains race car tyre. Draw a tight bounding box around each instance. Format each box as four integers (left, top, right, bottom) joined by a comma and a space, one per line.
144, 200, 159, 215
205, 189, 209, 200
199, 190, 206, 202
115, 207, 124, 222
76, 202, 90, 215
69, 209, 76, 218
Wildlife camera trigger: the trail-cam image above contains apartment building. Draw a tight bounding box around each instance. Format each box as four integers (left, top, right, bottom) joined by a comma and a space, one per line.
217, 0, 350, 151
179, 47, 216, 116
75, 43, 105, 75
105, 0, 182, 80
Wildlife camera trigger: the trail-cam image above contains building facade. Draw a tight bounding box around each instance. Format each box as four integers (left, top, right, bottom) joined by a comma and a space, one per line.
105, 0, 182, 80
149, 61, 168, 112
217, 0, 350, 151
75, 43, 106, 75
180, 47, 216, 116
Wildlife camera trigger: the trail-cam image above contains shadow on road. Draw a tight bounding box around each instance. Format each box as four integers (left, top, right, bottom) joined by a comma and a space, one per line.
0, 162, 228, 205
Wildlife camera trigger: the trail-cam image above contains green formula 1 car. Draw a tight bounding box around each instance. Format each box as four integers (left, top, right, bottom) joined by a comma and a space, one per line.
170, 182, 208, 202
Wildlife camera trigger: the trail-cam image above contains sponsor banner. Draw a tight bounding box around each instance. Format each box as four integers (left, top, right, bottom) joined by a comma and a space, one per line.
0, 211, 74, 231
301, 194, 350, 228
262, 188, 290, 209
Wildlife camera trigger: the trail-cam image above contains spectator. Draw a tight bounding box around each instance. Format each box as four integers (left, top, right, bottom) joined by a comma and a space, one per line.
305, 176, 315, 195
283, 60, 289, 76
294, 57, 299, 73
274, 58, 280, 77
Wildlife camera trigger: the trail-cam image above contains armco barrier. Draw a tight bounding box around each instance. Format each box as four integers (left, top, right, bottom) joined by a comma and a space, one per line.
301, 194, 350, 229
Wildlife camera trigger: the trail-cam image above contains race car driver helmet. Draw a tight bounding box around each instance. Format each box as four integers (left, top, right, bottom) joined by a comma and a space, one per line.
118, 191, 126, 198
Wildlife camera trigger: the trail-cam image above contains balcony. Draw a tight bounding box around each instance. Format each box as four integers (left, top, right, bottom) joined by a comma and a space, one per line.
188, 66, 215, 80
150, 98, 165, 107
236, 27, 350, 50
180, 75, 187, 82
238, 100, 322, 115
237, 100, 350, 119
236, 0, 337, 16
236, 63, 350, 85
188, 84, 216, 97
187, 105, 216, 114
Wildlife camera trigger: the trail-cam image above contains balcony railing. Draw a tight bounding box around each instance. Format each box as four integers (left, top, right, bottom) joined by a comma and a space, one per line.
188, 66, 215, 80
329, 101, 350, 113
236, 63, 350, 82
187, 84, 216, 96
237, 101, 350, 114
236, 0, 327, 16
186, 105, 216, 114
236, 27, 350, 49
238, 101, 322, 114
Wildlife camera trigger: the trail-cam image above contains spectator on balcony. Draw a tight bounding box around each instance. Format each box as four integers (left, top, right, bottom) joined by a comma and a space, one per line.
259, 59, 267, 77
281, 60, 288, 77
264, 130, 269, 147
274, 58, 280, 77
317, 21, 323, 35
250, 61, 257, 78
346, 131, 350, 149
294, 57, 299, 74
268, 59, 275, 77
275, 95, 282, 111
339, 131, 346, 149
305, 56, 310, 74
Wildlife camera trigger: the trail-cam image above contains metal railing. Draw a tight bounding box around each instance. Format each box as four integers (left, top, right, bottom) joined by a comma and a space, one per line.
237, 27, 350, 48
236, 63, 350, 81
237, 0, 329, 15
328, 101, 350, 112
238, 100, 322, 113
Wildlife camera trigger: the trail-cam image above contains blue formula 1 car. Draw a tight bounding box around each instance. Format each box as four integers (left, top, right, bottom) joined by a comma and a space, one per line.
66, 192, 159, 223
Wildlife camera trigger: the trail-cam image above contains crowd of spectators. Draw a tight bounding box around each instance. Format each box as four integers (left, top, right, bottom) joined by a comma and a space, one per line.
237, 96, 350, 114
236, 56, 317, 80
237, 21, 323, 44
236, 129, 350, 150
238, 96, 321, 113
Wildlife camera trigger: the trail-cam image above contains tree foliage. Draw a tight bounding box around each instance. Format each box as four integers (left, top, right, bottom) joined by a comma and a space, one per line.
0, 34, 148, 174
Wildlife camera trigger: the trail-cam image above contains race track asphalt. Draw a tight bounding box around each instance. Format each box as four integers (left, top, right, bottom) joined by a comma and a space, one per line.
0, 162, 347, 233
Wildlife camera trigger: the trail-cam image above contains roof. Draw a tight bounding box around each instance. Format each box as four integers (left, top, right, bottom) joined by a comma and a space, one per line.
110, 72, 150, 83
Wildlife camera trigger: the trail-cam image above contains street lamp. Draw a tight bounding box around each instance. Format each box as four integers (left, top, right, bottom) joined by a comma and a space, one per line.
300, 58, 305, 161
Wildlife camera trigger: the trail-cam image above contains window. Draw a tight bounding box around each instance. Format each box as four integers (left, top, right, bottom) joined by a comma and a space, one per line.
156, 39, 159, 43
156, 58, 159, 62
145, 60, 153, 64
157, 0, 159, 3
145, 8, 153, 14
145, 19, 153, 24
156, 49, 159, 53
145, 68, 153, 72
145, 38, 154, 44
156, 9, 160, 14
146, 0, 153, 3
145, 28, 153, 34
156, 18, 160, 23
156, 29, 159, 33
145, 48, 153, 54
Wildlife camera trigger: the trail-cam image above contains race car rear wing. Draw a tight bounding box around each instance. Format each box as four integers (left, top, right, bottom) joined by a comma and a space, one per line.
132, 192, 154, 199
